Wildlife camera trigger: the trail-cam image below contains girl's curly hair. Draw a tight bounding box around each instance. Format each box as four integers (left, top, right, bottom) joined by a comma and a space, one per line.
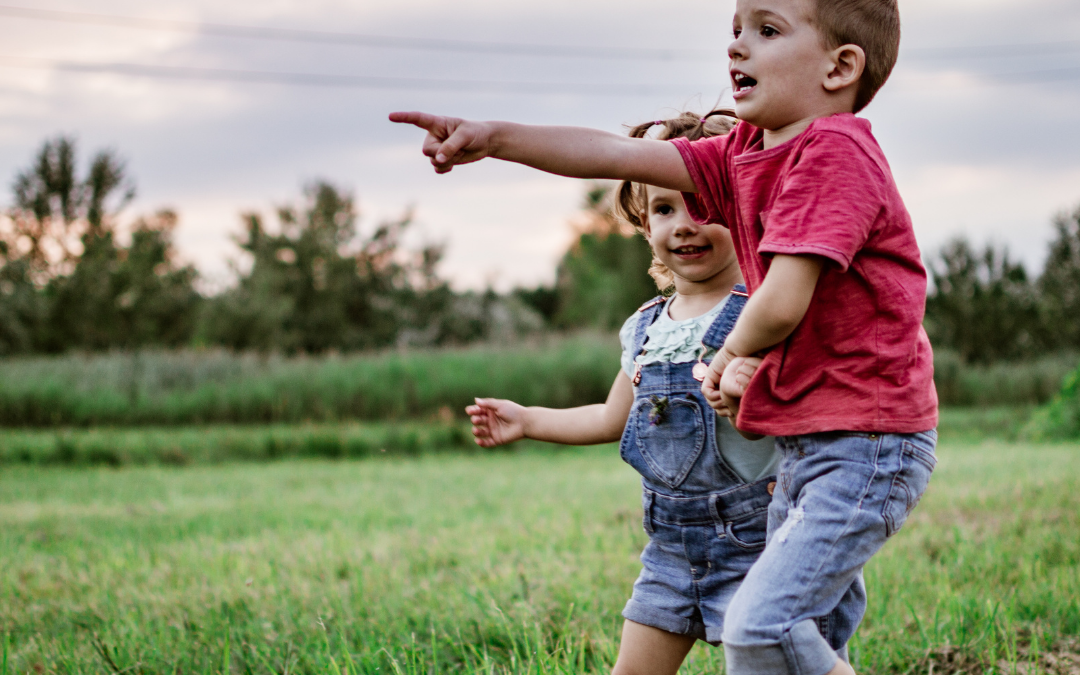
613, 109, 737, 293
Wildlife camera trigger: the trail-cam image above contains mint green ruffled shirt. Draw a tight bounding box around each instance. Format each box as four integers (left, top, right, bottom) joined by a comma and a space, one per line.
618, 295, 780, 483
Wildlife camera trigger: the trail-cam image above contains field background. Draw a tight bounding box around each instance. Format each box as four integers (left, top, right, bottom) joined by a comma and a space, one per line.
4, 108, 1080, 675
3, 408, 1080, 675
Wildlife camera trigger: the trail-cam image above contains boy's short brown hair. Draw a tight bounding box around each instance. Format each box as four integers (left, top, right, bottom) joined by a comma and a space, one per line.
812, 0, 900, 112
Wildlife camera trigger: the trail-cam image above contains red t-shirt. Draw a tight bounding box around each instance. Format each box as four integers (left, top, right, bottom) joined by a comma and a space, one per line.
671, 114, 938, 436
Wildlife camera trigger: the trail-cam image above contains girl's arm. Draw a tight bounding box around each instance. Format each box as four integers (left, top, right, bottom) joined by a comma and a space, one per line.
467, 371, 634, 447
388, 112, 695, 192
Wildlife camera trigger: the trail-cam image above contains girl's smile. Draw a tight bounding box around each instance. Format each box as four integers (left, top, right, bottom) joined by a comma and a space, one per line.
671, 244, 714, 259
641, 185, 741, 316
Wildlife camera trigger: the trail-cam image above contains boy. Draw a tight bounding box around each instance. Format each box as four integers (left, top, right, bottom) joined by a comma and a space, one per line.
390, 1, 937, 673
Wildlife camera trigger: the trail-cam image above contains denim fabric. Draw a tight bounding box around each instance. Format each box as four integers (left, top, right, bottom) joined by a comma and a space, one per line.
618, 289, 856, 649
626, 480, 773, 643
722, 430, 938, 675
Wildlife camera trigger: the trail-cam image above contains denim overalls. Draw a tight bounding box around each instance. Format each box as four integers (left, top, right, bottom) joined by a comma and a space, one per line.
618, 286, 854, 650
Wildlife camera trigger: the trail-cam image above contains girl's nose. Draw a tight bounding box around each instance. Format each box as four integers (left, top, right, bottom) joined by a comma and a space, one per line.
673, 219, 699, 237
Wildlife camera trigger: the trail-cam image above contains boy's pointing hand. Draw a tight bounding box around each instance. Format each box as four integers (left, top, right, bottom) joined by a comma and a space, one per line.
389, 111, 494, 174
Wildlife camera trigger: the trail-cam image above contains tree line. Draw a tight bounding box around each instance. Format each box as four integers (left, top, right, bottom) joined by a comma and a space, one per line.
0, 137, 548, 355
1, 136, 1079, 362
923, 208, 1080, 363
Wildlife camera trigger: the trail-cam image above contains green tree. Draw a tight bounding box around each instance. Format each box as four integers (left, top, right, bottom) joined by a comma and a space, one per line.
552, 185, 656, 330
2, 136, 199, 352
1037, 204, 1080, 350
201, 181, 470, 352
924, 237, 1039, 363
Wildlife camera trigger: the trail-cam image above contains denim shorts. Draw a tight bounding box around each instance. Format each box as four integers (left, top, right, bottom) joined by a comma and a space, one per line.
721, 430, 937, 675
623, 479, 773, 644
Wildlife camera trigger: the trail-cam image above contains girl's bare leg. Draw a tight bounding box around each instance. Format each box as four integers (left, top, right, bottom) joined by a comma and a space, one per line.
827, 660, 857, 675
611, 620, 696, 675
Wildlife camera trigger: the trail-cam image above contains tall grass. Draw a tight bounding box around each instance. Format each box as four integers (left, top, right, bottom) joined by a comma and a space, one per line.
0, 334, 620, 427
933, 349, 1078, 407
1024, 363, 1080, 440
0, 340, 1074, 428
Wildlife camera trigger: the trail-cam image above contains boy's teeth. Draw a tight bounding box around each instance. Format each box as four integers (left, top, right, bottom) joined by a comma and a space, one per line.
733, 74, 757, 91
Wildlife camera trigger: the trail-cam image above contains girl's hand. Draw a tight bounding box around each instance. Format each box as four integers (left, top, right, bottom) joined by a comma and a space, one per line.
389, 112, 494, 174
465, 398, 527, 447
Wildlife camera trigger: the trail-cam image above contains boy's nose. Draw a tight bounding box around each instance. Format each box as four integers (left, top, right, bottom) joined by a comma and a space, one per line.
728, 37, 747, 61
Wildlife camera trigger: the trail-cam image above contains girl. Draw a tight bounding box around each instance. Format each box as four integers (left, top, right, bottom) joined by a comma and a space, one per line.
467, 110, 847, 675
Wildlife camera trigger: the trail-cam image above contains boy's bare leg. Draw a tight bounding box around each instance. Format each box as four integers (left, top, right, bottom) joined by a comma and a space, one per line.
611, 620, 696, 675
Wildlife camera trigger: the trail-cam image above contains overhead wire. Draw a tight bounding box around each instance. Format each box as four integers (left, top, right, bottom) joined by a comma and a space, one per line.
0, 54, 1077, 95
0, 55, 723, 97
1, 4, 1079, 61
0, 5, 718, 61
0, 4, 1078, 96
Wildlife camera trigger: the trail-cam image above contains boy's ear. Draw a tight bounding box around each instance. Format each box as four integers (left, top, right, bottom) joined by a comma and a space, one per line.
823, 44, 866, 94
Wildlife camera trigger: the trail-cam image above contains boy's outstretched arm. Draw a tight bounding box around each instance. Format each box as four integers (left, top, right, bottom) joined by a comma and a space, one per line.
467, 371, 634, 447
389, 112, 695, 192
702, 254, 824, 416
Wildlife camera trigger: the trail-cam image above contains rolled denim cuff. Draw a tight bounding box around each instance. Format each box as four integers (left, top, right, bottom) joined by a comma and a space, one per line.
724, 619, 840, 675
622, 599, 708, 642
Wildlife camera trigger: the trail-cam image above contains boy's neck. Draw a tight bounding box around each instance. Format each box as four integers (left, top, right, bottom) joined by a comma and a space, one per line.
761, 108, 853, 150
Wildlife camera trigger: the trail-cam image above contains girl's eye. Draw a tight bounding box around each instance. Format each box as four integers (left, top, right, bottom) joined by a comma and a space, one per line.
655, 204, 674, 215
761, 25, 778, 37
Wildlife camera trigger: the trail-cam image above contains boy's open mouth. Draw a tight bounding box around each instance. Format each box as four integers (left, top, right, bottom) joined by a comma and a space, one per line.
732, 72, 757, 96
671, 244, 712, 257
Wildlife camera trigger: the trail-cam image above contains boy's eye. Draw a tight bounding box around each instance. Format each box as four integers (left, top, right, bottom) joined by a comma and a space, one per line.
761, 25, 778, 37
732, 28, 742, 38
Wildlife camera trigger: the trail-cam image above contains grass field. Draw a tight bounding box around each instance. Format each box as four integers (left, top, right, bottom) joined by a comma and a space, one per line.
2, 435, 1079, 674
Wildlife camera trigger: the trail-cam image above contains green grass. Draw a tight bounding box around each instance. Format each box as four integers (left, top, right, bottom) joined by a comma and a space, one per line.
0, 342, 1074, 427
2, 439, 1078, 674
933, 351, 1078, 408
0, 405, 1029, 469
0, 335, 620, 427
0, 421, 477, 467
1025, 364, 1080, 441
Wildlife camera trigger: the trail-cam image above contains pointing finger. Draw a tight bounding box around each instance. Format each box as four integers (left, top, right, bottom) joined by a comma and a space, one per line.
389, 111, 445, 133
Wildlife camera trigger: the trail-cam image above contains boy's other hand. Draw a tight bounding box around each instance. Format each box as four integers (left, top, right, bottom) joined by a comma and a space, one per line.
389, 112, 493, 174
466, 398, 526, 447
720, 356, 766, 441
701, 347, 735, 416
720, 356, 762, 406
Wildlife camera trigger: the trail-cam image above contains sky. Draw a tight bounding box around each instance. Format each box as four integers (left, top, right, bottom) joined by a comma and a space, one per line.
0, 0, 1078, 291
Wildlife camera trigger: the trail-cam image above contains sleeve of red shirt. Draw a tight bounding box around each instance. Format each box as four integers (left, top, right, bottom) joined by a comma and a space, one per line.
669, 135, 731, 227
756, 130, 886, 272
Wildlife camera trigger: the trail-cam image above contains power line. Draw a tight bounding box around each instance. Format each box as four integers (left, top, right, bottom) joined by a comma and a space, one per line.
904, 40, 1080, 60
4, 4, 1078, 63
0, 5, 719, 61
0, 55, 723, 97
1, 55, 1076, 98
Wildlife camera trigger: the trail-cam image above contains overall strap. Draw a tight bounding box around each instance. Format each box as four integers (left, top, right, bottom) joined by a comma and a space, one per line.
700, 284, 749, 351
631, 296, 668, 357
